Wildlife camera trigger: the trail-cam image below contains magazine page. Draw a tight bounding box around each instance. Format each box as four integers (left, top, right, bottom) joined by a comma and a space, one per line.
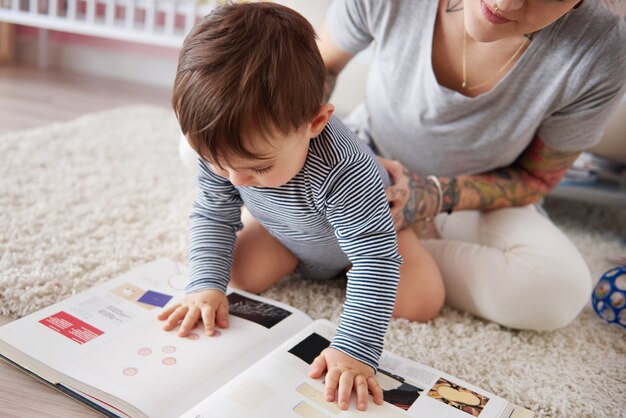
0, 258, 312, 418
180, 319, 531, 418
375, 351, 525, 418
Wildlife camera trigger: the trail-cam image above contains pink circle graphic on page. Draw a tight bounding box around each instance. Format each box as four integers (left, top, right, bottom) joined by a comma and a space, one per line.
211, 330, 222, 337
162, 357, 177, 366
122, 367, 138, 376
186, 332, 200, 340
137, 347, 152, 356
162, 345, 176, 353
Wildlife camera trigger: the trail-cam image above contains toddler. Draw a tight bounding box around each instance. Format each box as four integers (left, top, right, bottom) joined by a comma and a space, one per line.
159, 2, 444, 411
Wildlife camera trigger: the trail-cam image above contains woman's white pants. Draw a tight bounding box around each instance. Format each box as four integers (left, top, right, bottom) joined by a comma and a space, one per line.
428, 207, 591, 331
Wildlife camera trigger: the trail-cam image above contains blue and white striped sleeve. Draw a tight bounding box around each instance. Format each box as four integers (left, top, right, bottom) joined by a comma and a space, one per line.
186, 159, 244, 294
324, 153, 402, 371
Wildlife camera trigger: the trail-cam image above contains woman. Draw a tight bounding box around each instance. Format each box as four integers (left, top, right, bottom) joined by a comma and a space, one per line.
318, 0, 626, 331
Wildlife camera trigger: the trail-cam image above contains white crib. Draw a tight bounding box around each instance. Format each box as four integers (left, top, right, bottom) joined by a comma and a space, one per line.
0, 0, 215, 48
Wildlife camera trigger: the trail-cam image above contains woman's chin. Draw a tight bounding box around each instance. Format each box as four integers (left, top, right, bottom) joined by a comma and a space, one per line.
465, 22, 506, 43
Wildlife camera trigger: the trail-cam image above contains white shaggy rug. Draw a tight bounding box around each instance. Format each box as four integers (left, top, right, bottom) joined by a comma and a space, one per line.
0, 106, 624, 418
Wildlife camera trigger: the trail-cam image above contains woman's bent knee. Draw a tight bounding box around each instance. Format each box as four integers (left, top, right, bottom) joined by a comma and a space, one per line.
491, 257, 592, 331
431, 206, 594, 331
530, 270, 591, 331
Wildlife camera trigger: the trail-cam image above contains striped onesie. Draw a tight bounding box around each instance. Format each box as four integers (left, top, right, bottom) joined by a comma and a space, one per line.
187, 115, 402, 370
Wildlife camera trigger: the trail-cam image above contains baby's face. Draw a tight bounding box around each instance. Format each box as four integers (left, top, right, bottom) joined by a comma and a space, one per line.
209, 127, 311, 188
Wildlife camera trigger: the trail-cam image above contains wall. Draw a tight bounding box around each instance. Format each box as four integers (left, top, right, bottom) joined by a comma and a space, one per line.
16, 26, 179, 87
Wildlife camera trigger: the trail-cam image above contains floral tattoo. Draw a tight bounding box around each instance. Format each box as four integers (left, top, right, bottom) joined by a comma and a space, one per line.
452, 135, 579, 210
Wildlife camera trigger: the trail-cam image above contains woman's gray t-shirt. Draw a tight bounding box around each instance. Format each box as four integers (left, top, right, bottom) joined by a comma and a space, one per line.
327, 0, 626, 177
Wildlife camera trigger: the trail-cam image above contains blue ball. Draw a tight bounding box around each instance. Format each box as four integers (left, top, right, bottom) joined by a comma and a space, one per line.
592, 266, 626, 328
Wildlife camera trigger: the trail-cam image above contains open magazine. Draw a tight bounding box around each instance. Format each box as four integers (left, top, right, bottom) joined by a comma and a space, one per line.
0, 259, 534, 418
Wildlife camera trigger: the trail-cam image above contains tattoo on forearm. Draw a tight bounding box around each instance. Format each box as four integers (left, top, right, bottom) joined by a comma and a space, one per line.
404, 171, 420, 225
461, 171, 544, 209
405, 170, 433, 225
452, 136, 579, 211
441, 177, 459, 213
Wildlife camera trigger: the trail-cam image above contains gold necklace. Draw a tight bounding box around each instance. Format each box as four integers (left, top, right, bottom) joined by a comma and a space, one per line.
461, 27, 529, 90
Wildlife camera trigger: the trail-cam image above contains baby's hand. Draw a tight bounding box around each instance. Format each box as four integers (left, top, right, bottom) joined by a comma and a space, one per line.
157, 289, 229, 337
309, 347, 383, 411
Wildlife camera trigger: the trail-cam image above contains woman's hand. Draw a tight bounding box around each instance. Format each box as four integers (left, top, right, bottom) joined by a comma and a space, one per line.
379, 157, 441, 233
309, 348, 383, 411
158, 289, 229, 337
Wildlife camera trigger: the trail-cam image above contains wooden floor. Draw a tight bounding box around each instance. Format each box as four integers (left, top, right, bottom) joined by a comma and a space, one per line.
0, 65, 171, 134
0, 65, 172, 417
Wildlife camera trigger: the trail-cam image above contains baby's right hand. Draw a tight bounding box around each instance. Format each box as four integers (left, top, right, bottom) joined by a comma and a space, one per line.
158, 289, 229, 337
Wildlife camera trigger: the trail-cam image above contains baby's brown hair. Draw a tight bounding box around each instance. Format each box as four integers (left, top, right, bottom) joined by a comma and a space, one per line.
172, 2, 326, 165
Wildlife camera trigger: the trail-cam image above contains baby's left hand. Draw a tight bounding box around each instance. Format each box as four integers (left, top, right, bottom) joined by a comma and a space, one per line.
309, 347, 383, 411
